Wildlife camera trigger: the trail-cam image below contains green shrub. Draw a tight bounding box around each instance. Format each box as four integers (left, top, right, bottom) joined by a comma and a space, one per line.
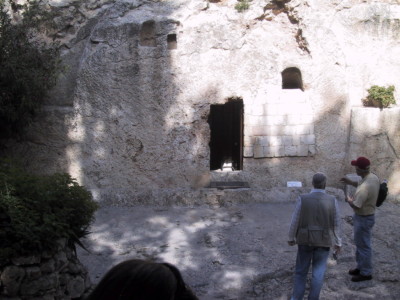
363, 85, 396, 108
0, 0, 61, 139
0, 161, 98, 265
235, 0, 250, 12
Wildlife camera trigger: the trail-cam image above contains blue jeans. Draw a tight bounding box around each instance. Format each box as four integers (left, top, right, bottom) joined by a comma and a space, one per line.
291, 245, 330, 300
353, 214, 375, 276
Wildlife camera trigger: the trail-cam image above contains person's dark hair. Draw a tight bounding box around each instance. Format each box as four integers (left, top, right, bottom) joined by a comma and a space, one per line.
312, 172, 327, 189
86, 259, 198, 300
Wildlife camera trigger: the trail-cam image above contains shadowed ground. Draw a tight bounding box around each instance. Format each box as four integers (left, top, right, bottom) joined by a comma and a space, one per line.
78, 199, 400, 299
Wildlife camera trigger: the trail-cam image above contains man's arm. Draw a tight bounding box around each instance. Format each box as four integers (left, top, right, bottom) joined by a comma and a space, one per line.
288, 197, 301, 246
346, 181, 368, 209
351, 182, 369, 209
340, 177, 358, 187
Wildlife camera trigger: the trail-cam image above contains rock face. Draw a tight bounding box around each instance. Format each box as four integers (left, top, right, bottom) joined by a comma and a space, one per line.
2, 0, 400, 203
349, 107, 400, 195
0, 239, 91, 300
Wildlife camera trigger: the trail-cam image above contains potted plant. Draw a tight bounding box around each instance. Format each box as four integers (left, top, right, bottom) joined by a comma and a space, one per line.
362, 85, 396, 109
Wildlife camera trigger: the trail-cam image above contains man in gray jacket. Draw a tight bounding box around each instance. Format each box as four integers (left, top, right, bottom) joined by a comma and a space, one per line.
288, 172, 342, 300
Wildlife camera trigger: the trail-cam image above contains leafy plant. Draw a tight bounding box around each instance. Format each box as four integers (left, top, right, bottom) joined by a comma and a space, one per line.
235, 0, 250, 12
0, 160, 98, 265
0, 0, 61, 139
363, 85, 396, 109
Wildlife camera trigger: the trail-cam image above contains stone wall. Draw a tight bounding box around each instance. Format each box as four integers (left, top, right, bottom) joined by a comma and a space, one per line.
244, 90, 315, 158
0, 239, 91, 300
1, 0, 400, 204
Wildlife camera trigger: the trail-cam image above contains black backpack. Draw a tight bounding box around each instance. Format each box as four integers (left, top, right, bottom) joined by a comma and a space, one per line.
376, 181, 388, 207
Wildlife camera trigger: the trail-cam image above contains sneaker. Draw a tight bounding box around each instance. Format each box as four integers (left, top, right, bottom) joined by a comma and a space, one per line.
348, 268, 360, 275
351, 274, 372, 282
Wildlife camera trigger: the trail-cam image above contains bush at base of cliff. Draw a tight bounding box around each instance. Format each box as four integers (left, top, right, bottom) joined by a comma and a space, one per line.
0, 161, 98, 265
363, 85, 396, 109
235, 0, 250, 12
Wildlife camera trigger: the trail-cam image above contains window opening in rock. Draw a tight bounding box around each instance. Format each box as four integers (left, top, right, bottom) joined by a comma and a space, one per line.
282, 67, 304, 90
209, 98, 243, 171
140, 20, 156, 47
167, 34, 177, 50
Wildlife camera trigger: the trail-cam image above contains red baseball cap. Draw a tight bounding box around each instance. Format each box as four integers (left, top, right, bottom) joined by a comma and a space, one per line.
351, 157, 370, 170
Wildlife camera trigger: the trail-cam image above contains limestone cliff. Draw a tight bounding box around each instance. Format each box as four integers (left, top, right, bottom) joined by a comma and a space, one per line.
2, 0, 400, 203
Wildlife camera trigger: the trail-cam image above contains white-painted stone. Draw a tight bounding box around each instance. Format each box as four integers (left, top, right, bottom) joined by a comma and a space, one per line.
267, 115, 286, 126
294, 124, 308, 135
298, 145, 309, 156
292, 134, 301, 146
282, 136, 293, 146
263, 104, 279, 116
287, 114, 302, 125
254, 136, 269, 146
253, 145, 264, 158
300, 114, 314, 124
295, 124, 314, 135
249, 105, 265, 116
283, 125, 297, 135
268, 136, 283, 147
243, 146, 254, 157
268, 125, 283, 136
273, 146, 285, 158
251, 126, 268, 136
285, 146, 298, 157
243, 136, 254, 147
301, 134, 316, 145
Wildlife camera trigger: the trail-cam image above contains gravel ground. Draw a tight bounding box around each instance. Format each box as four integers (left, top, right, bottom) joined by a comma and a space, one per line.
78, 199, 400, 299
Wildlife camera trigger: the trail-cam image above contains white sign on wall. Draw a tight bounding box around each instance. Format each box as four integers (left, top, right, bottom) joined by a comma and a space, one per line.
287, 181, 302, 187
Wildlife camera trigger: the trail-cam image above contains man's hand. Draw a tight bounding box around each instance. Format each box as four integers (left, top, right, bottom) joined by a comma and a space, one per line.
340, 177, 350, 184
288, 240, 295, 246
345, 195, 359, 209
346, 195, 354, 204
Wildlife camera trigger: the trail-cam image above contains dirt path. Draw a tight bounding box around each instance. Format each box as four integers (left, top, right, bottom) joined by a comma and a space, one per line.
78, 200, 400, 299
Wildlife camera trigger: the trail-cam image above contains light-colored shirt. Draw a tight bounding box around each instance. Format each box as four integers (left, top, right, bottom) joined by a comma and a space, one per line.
288, 189, 342, 247
353, 173, 380, 215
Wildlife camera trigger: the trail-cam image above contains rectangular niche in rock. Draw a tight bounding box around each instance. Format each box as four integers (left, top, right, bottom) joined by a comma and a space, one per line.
140, 20, 156, 47
167, 34, 177, 50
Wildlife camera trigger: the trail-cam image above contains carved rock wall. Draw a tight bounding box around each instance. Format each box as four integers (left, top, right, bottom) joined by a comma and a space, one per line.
349, 107, 400, 196
2, 0, 400, 203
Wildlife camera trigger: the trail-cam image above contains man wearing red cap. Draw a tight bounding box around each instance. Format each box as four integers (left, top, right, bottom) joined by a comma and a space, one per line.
340, 157, 380, 282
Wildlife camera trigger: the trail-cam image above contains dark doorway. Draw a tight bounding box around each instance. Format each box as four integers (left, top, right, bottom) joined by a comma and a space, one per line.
209, 99, 243, 171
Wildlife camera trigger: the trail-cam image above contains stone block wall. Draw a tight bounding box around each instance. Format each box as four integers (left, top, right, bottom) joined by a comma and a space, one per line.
0, 239, 91, 300
244, 90, 315, 158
